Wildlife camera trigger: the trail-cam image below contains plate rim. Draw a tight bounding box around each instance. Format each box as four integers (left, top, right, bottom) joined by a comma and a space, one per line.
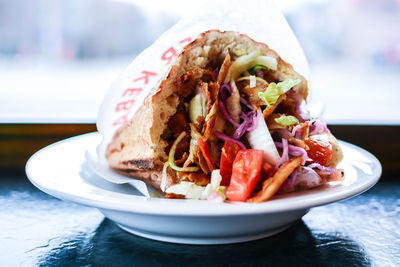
26, 132, 382, 216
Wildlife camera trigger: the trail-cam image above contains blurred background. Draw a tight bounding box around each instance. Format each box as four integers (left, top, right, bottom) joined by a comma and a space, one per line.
0, 0, 399, 124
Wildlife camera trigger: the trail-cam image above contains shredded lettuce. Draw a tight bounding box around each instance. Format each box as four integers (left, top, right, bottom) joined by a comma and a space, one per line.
165, 182, 205, 199
274, 115, 299, 127
254, 65, 266, 70
168, 132, 200, 172
258, 79, 300, 106
189, 93, 206, 127
237, 76, 268, 85
225, 51, 277, 82
249, 75, 256, 88
202, 169, 224, 199
161, 161, 169, 192
165, 170, 226, 200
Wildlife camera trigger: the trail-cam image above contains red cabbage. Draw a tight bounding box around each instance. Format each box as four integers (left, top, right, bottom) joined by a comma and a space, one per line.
213, 131, 246, 149
246, 111, 258, 132
232, 111, 257, 139
275, 138, 289, 168
275, 141, 308, 165
219, 83, 232, 102
240, 97, 253, 110
218, 100, 240, 128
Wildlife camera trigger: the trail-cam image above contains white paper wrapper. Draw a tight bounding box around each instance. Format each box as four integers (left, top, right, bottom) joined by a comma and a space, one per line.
92, 0, 310, 188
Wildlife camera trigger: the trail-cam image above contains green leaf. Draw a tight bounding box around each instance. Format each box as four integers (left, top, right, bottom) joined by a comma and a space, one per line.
258, 78, 300, 106
253, 65, 266, 70
274, 115, 299, 127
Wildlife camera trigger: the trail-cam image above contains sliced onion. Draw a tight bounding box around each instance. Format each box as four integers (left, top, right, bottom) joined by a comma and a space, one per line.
288, 168, 298, 187
309, 118, 331, 135
291, 124, 302, 138
275, 141, 308, 165
296, 167, 324, 188
307, 162, 335, 175
213, 131, 246, 150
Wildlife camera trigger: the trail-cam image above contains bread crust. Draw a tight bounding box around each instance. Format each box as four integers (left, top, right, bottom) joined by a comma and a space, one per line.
106, 30, 310, 190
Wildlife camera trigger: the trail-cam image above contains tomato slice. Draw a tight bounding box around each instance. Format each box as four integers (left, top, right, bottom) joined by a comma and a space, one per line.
197, 138, 215, 172
226, 149, 263, 202
305, 134, 333, 166
220, 141, 241, 186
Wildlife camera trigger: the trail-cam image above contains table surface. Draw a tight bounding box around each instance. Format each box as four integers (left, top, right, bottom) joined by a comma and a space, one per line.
1, 171, 399, 267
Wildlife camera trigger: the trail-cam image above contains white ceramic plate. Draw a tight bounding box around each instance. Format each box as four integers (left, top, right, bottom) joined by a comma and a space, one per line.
26, 132, 381, 245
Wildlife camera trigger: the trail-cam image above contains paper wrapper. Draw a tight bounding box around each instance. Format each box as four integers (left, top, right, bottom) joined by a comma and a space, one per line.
92, 0, 310, 193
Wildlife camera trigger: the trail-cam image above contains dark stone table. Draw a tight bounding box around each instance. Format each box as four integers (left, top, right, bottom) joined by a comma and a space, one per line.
1, 171, 399, 267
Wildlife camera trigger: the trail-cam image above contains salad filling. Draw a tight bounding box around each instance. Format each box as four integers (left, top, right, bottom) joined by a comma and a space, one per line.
159, 51, 343, 202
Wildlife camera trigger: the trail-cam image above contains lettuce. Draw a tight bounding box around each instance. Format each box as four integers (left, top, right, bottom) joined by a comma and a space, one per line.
274, 115, 299, 127
258, 79, 300, 106
168, 132, 200, 172
189, 93, 206, 127
225, 51, 277, 82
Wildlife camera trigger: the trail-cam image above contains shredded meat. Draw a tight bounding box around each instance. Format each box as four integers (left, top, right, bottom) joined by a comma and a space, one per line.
164, 67, 221, 178
195, 146, 210, 174
275, 97, 297, 115
165, 193, 186, 199
178, 68, 203, 97
279, 134, 308, 150
263, 94, 286, 119
199, 82, 212, 114
168, 111, 189, 137
208, 82, 219, 103
165, 134, 190, 160
217, 53, 231, 84
177, 172, 211, 186
299, 122, 309, 140
241, 83, 269, 108
174, 152, 188, 165
202, 102, 218, 141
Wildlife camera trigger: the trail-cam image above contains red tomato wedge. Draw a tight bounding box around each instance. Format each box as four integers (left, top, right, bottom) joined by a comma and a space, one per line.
220, 141, 241, 186
305, 134, 333, 166
197, 138, 215, 172
226, 149, 263, 202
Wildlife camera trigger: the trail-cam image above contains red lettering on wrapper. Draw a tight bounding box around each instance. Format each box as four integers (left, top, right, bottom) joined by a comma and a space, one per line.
161, 47, 178, 65
179, 37, 192, 45
115, 99, 135, 112
110, 38, 193, 129
133, 70, 157, 85
112, 114, 129, 126
122, 88, 142, 97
